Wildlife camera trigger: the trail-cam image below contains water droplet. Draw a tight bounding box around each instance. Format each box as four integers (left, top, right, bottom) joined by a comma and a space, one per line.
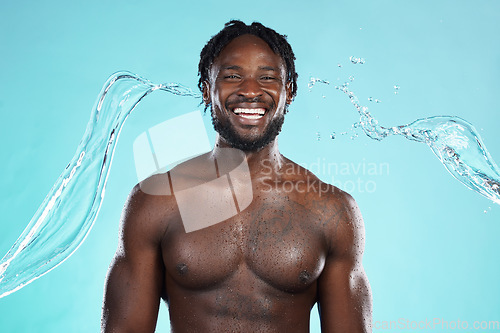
350, 56, 365, 64
349, 76, 355, 82
316, 132, 321, 141
337, 63, 342, 68
308, 77, 330, 89
368, 97, 373, 102
330, 132, 336, 139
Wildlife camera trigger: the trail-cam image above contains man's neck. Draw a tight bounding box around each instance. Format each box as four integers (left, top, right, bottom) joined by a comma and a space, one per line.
211, 135, 284, 179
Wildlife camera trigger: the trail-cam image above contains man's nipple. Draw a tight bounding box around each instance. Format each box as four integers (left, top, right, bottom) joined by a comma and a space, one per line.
176, 263, 189, 276
299, 270, 312, 284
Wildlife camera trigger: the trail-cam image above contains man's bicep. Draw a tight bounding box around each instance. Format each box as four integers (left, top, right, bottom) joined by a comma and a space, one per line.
317, 257, 372, 332
102, 186, 166, 333
102, 254, 163, 332
317, 193, 372, 333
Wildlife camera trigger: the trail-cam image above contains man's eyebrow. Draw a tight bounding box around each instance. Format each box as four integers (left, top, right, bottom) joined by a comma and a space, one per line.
258, 66, 277, 71
222, 65, 242, 70
221, 65, 277, 71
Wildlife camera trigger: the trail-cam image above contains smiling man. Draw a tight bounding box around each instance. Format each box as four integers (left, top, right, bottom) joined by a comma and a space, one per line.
102, 20, 372, 332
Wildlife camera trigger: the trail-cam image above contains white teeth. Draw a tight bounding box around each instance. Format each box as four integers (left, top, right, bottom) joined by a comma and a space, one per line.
239, 114, 263, 119
233, 108, 266, 115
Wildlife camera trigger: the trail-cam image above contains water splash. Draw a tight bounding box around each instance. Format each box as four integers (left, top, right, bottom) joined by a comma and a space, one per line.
0, 71, 200, 298
311, 77, 500, 204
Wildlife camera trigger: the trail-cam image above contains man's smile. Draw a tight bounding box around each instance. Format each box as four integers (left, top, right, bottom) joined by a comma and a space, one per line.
225, 100, 272, 124
232, 107, 266, 120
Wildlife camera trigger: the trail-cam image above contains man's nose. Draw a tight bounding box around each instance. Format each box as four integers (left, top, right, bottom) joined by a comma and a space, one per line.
237, 78, 263, 98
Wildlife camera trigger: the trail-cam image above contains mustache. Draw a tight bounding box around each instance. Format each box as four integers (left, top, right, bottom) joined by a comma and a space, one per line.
225, 96, 274, 109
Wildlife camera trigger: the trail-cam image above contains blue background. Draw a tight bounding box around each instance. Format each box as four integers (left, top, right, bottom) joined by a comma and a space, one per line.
1, 0, 499, 331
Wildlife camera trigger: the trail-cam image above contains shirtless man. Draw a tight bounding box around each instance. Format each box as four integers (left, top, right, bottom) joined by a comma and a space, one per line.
102, 20, 372, 332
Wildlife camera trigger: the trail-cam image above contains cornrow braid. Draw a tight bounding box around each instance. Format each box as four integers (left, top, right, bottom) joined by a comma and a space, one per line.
198, 20, 298, 112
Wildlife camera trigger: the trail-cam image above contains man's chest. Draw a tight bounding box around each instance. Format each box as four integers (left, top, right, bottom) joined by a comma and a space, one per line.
162, 197, 329, 293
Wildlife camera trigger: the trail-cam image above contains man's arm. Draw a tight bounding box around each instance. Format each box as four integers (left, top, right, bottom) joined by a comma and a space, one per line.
101, 185, 167, 333
317, 192, 372, 333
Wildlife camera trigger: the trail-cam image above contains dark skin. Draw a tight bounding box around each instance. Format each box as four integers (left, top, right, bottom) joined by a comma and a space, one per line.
102, 34, 372, 332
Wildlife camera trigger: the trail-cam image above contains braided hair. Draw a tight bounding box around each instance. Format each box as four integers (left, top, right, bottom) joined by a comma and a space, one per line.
198, 20, 298, 112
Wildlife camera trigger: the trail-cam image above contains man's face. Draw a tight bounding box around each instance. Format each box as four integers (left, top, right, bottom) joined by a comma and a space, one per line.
203, 34, 292, 151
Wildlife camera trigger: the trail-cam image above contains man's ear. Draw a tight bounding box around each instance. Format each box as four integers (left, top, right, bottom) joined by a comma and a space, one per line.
202, 80, 211, 106
285, 81, 293, 105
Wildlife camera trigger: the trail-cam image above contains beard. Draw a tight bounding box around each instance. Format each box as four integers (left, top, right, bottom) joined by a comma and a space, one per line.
211, 107, 285, 152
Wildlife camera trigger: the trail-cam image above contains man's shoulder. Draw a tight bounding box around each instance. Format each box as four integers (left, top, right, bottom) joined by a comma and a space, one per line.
279, 158, 362, 236
121, 174, 178, 239
279, 157, 352, 204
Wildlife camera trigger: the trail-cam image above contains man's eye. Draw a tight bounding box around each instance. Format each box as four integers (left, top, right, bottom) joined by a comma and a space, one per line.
261, 76, 276, 81
224, 75, 240, 79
